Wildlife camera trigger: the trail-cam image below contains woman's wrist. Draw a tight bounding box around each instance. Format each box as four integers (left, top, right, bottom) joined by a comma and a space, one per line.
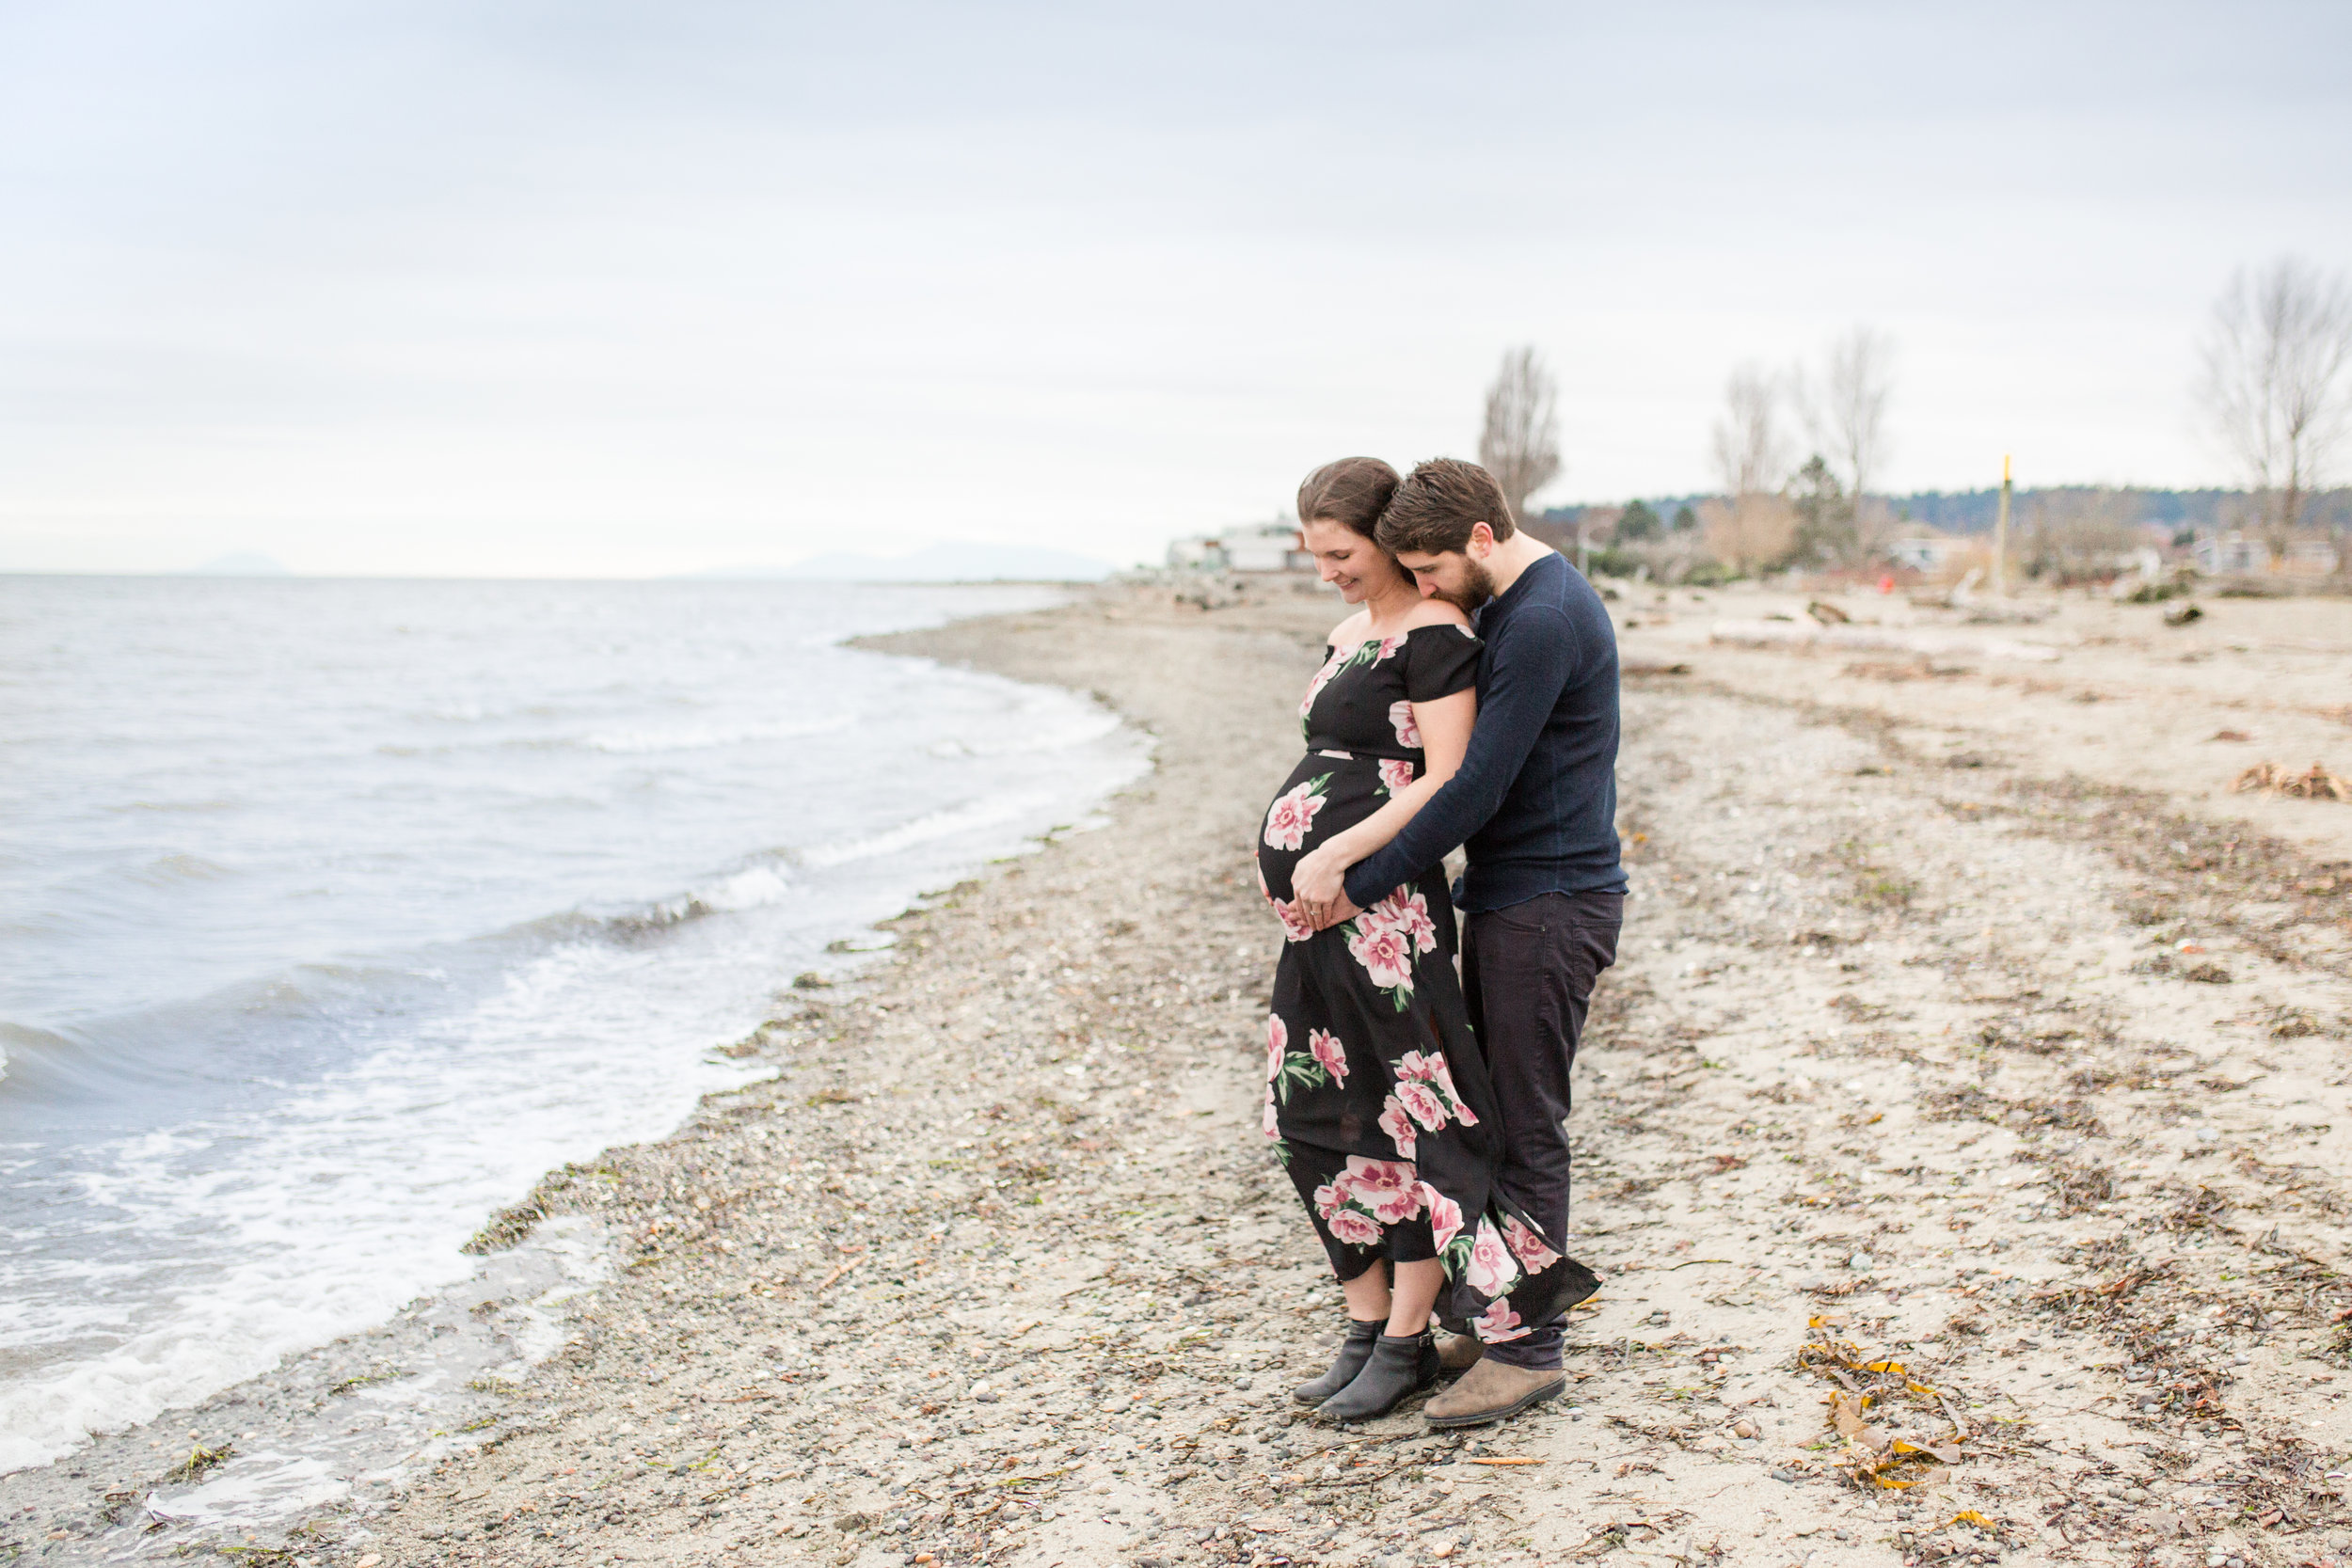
1312, 834, 1365, 868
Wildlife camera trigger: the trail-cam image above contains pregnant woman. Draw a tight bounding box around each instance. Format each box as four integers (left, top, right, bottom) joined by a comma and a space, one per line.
1259, 457, 1594, 1422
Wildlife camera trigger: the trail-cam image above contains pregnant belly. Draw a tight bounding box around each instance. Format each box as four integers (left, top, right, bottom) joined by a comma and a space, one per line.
1257, 753, 1385, 903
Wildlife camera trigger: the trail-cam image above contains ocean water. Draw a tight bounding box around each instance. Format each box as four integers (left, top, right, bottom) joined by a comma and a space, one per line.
0, 577, 1148, 1474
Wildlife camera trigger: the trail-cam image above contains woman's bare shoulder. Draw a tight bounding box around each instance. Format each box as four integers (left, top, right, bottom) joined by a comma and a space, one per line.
1327, 608, 1374, 646
1400, 599, 1472, 633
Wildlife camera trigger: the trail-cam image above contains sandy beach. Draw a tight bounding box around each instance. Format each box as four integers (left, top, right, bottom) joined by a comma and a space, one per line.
15, 575, 2352, 1568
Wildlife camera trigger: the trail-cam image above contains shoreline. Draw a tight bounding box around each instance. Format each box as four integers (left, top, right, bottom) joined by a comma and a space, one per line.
17, 577, 2352, 1568
0, 582, 1178, 1563
0, 574, 1134, 1494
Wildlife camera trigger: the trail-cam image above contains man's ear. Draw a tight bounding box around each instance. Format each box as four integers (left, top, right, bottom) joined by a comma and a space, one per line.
1470, 522, 1496, 554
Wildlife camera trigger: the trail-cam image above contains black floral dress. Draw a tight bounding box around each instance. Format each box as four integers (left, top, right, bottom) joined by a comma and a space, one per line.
1256, 624, 1600, 1344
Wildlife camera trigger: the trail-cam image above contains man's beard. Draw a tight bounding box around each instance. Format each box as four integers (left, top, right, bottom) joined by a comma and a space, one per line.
1438, 557, 1497, 613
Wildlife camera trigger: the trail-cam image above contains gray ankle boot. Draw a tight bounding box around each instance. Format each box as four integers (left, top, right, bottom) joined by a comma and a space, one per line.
1315, 1331, 1438, 1422
1292, 1319, 1385, 1404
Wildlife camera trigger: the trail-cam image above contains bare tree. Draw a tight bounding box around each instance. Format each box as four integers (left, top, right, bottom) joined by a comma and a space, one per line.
1793, 326, 1897, 562
2197, 257, 2352, 546
1710, 364, 1789, 498
2018, 487, 2141, 584
1478, 346, 1563, 524
1703, 364, 1795, 573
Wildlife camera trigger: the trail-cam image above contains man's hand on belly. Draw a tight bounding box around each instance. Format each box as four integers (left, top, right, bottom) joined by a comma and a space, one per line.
1312, 889, 1361, 931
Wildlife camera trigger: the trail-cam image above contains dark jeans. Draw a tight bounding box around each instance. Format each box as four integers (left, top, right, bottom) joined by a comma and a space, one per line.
1459, 889, 1622, 1370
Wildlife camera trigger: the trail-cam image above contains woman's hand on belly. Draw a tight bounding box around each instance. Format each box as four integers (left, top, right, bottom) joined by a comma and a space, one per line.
1291, 843, 1350, 921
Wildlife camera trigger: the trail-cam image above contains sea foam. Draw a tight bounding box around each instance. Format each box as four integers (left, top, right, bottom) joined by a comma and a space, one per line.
0, 578, 1149, 1475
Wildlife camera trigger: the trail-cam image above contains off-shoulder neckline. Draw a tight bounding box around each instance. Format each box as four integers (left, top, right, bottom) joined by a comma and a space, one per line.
1324, 620, 1477, 657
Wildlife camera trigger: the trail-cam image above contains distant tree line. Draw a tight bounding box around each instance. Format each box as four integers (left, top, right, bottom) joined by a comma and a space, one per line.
1535, 486, 2352, 540
1474, 254, 2351, 583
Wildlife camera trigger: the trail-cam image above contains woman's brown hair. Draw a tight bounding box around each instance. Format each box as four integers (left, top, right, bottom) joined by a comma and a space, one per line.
1295, 456, 1401, 539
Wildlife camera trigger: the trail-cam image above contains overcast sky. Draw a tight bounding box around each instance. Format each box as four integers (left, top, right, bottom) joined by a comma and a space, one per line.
3, 1, 2348, 576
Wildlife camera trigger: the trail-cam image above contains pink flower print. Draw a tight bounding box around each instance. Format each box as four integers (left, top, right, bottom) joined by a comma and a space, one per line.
1345, 919, 1413, 990
1374, 887, 1438, 955
1501, 1214, 1562, 1273
1264, 1013, 1288, 1083
1262, 781, 1326, 852
1377, 1095, 1418, 1159
1429, 1057, 1477, 1126
1336, 1157, 1422, 1225
1418, 1182, 1463, 1251
1377, 758, 1416, 793
1268, 895, 1315, 943
1298, 653, 1343, 718
1308, 1027, 1349, 1086
1389, 700, 1422, 749
1471, 1296, 1530, 1343
1395, 1050, 1476, 1126
1323, 1172, 1399, 1237
1464, 1219, 1520, 1297
1374, 634, 1405, 663
1393, 1078, 1448, 1132
1263, 1083, 1279, 1138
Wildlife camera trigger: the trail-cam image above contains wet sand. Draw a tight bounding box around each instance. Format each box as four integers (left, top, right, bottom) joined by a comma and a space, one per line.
17, 577, 2352, 1568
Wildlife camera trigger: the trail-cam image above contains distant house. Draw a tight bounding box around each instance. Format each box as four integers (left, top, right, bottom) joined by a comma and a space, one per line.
2193, 532, 2272, 575
1886, 535, 1961, 572
1165, 519, 1313, 573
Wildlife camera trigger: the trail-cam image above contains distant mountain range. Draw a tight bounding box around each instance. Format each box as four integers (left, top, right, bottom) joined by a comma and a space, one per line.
185, 551, 293, 576
693, 541, 1120, 582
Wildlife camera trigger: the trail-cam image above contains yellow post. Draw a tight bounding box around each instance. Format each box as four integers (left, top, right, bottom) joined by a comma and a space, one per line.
1992, 454, 2011, 597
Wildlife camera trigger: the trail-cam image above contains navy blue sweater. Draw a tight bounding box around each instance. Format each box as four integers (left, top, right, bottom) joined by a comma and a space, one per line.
1343, 551, 1626, 912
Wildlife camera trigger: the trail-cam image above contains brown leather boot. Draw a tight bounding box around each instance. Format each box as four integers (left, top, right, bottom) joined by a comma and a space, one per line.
1422, 1358, 1565, 1428
1434, 1330, 1485, 1372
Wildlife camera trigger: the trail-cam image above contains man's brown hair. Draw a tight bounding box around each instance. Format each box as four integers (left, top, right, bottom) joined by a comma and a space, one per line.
1376, 458, 1517, 555
1295, 456, 1401, 540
